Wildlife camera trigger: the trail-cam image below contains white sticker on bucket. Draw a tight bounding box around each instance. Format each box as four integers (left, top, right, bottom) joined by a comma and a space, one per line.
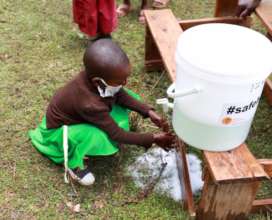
219, 96, 261, 126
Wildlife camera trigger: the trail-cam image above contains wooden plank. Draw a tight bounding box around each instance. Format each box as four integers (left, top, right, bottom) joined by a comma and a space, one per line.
215, 0, 238, 17
258, 159, 272, 177
203, 144, 268, 182
175, 138, 196, 218
144, 9, 183, 81
145, 26, 164, 72
179, 17, 252, 30
197, 172, 260, 220
264, 79, 272, 106
255, 0, 272, 36
251, 199, 272, 213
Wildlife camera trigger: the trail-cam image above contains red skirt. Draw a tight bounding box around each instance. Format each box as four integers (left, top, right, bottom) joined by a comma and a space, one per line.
73, 0, 117, 37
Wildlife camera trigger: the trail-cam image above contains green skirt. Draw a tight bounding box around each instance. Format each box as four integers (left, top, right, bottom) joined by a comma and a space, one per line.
29, 90, 139, 169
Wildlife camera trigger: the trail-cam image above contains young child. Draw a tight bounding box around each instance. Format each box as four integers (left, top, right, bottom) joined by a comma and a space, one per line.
116, 0, 170, 23
29, 39, 174, 186
72, 0, 117, 39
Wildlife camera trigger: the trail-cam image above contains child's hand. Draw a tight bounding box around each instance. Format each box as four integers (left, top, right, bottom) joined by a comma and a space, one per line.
236, 0, 261, 18
148, 110, 169, 132
153, 132, 175, 150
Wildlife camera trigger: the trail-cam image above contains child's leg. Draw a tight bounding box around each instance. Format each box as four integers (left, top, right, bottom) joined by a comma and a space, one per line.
116, 0, 132, 17
124, 0, 131, 6
140, 0, 148, 9
98, 0, 117, 36
72, 0, 98, 37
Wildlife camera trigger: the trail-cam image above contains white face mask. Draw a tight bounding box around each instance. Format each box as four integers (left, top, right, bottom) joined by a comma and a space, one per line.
95, 77, 122, 97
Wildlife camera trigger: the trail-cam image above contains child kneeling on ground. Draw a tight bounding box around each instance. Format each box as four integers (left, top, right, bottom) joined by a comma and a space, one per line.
29, 39, 174, 186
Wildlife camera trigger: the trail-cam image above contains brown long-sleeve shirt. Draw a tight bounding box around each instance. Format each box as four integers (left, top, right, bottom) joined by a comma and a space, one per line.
46, 71, 154, 148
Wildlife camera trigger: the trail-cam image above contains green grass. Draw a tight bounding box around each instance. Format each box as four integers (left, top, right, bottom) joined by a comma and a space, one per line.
0, 0, 271, 219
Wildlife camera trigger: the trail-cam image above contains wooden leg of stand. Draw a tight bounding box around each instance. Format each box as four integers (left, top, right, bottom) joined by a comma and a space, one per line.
176, 139, 196, 218
263, 33, 272, 106
144, 26, 164, 72
264, 79, 272, 106
196, 172, 260, 220
267, 32, 272, 41
214, 0, 238, 17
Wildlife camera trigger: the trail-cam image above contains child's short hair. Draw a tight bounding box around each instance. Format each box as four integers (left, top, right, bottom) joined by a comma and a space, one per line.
83, 39, 129, 80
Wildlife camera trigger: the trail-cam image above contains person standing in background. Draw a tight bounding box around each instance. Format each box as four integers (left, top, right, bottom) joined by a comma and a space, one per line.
73, 0, 117, 40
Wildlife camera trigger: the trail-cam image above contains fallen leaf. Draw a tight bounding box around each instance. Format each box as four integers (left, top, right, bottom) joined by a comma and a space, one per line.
66, 202, 81, 213
93, 200, 105, 209
73, 204, 80, 213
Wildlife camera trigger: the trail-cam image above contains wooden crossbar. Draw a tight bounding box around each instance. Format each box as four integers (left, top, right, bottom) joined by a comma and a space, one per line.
179, 16, 252, 30
252, 199, 272, 213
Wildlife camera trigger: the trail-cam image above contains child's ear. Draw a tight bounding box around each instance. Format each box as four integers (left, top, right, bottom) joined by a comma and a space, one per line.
91, 77, 99, 87
92, 77, 105, 89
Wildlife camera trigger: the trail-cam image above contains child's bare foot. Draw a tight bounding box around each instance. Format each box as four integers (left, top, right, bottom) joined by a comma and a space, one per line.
116, 3, 132, 17
152, 0, 170, 9
138, 0, 148, 24
138, 10, 146, 24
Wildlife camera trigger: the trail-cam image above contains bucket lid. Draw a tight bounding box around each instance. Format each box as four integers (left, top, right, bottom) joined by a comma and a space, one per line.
176, 23, 272, 80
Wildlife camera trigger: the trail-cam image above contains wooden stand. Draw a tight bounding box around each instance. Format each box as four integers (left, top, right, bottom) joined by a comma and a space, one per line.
144, 5, 272, 219
197, 144, 268, 220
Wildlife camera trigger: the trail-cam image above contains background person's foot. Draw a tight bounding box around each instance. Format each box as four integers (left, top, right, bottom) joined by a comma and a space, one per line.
152, 0, 170, 9
138, 10, 146, 24
116, 3, 132, 17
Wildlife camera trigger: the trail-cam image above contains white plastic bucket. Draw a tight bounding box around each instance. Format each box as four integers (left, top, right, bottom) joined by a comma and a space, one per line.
170, 23, 272, 151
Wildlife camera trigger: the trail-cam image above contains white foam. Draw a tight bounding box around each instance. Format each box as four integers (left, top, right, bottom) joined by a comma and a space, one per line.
127, 147, 203, 201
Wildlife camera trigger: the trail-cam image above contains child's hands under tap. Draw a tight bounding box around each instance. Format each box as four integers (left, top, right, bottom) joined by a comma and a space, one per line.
153, 132, 175, 151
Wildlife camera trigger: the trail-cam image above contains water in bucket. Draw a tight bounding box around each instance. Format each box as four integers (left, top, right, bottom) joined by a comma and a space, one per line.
173, 105, 251, 151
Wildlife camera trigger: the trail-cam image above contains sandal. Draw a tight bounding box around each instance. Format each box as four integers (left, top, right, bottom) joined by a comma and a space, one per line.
69, 168, 95, 186
152, 0, 170, 9
116, 3, 132, 17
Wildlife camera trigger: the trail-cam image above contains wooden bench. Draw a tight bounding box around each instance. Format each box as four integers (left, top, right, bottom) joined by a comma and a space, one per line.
255, 0, 272, 106
144, 11, 251, 79
144, 8, 272, 220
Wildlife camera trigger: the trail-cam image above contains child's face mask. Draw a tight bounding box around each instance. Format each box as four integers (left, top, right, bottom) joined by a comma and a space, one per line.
95, 77, 122, 97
